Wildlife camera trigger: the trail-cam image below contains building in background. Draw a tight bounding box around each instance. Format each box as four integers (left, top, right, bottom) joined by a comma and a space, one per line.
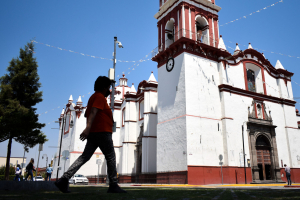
52, 72, 158, 179
53, 0, 300, 184
0, 157, 27, 175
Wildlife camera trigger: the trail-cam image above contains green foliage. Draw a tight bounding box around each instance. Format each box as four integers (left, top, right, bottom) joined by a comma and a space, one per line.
0, 166, 15, 175
0, 175, 22, 181
0, 42, 48, 179
0, 42, 47, 145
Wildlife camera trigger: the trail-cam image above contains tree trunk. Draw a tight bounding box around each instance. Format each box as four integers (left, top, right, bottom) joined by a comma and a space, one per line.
5, 137, 12, 180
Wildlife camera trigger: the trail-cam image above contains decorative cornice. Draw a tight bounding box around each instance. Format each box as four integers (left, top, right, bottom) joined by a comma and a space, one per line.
124, 120, 137, 123
144, 112, 158, 115
228, 49, 294, 79
152, 37, 220, 68
218, 84, 296, 107
221, 117, 233, 120
142, 136, 157, 138
285, 126, 299, 130
122, 142, 137, 144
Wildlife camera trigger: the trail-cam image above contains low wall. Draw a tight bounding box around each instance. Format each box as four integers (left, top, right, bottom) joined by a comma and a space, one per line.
0, 181, 59, 191
118, 171, 187, 184
280, 168, 300, 183
157, 171, 187, 184
188, 166, 252, 185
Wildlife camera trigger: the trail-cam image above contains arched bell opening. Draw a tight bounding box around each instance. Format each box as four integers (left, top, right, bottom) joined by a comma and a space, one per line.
255, 135, 273, 181
165, 19, 175, 49
195, 16, 209, 45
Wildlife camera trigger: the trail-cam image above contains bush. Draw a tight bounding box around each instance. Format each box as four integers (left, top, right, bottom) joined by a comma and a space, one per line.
0, 175, 24, 181
0, 166, 16, 175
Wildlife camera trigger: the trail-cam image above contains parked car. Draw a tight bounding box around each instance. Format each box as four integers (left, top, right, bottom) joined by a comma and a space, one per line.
69, 174, 89, 185
34, 176, 44, 181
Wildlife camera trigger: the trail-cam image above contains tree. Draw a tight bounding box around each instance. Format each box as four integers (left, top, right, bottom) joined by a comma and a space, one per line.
0, 42, 47, 180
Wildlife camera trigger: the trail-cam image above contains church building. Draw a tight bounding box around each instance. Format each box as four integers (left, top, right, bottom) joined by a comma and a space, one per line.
52, 0, 300, 185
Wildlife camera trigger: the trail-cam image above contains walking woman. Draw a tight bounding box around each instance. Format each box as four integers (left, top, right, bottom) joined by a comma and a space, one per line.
14, 164, 22, 181
25, 158, 36, 181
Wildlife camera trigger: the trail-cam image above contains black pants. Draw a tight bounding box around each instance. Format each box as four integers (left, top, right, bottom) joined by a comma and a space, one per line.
286, 173, 292, 185
25, 170, 34, 181
62, 132, 117, 184
46, 173, 51, 181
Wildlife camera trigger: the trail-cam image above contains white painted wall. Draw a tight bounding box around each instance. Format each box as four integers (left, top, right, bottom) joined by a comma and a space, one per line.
157, 53, 187, 172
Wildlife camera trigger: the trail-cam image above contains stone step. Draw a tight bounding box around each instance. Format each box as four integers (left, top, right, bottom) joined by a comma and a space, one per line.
284, 185, 300, 188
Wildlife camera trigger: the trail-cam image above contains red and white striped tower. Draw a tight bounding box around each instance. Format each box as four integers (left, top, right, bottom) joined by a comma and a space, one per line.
156, 0, 221, 51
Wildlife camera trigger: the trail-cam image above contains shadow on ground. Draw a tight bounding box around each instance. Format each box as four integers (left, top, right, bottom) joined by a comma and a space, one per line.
1, 186, 300, 200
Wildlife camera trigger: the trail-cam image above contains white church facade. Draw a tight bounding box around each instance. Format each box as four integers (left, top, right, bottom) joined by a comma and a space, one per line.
53, 0, 300, 185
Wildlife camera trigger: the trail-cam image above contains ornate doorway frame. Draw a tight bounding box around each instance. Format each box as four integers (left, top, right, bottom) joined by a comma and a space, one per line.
247, 101, 281, 183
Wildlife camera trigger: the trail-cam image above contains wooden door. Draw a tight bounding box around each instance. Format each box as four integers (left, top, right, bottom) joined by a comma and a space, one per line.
257, 147, 271, 180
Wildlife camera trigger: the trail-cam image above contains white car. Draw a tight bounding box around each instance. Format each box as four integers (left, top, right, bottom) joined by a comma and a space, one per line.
69, 174, 89, 185
34, 176, 44, 181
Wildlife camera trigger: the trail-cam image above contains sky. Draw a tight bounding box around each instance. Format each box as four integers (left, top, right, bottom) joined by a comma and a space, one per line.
0, 0, 299, 169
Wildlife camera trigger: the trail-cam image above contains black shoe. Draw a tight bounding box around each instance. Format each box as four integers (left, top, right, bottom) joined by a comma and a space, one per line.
107, 183, 127, 193
55, 177, 71, 193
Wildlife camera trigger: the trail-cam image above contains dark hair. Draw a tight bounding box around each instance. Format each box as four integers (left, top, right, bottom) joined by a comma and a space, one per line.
94, 76, 112, 92
49, 164, 51, 167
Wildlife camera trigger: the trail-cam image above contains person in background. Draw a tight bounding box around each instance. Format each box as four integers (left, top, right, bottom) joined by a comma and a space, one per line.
25, 158, 36, 181
284, 164, 292, 185
46, 164, 53, 181
55, 76, 126, 194
14, 164, 21, 181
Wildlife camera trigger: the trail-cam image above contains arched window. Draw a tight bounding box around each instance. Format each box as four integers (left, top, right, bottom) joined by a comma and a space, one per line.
122, 108, 125, 127
165, 19, 175, 48
139, 100, 144, 120
64, 112, 71, 135
195, 16, 209, 45
247, 69, 256, 92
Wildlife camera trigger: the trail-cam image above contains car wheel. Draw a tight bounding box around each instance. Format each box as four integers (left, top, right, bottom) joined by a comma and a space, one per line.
73, 180, 76, 185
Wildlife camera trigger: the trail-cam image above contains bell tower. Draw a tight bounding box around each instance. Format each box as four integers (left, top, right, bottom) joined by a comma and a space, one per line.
156, 0, 221, 51
153, 0, 223, 173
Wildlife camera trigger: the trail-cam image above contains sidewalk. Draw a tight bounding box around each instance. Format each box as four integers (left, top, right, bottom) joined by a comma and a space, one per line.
123, 183, 300, 189
76, 183, 300, 189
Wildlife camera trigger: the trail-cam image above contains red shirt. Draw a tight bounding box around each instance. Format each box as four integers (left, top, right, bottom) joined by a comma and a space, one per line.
85, 92, 113, 133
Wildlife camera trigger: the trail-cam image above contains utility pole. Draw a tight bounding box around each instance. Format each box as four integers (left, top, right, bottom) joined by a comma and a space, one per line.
242, 125, 247, 184
56, 117, 65, 181
35, 143, 43, 180
108, 36, 123, 184
109, 36, 123, 113
22, 146, 26, 168
110, 37, 117, 113
43, 154, 48, 169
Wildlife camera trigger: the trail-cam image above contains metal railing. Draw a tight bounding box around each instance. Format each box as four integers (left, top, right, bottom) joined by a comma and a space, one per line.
152, 28, 217, 58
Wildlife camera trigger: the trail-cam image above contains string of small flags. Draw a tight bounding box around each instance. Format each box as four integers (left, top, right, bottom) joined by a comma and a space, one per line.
115, 48, 156, 84
37, 35, 300, 122
38, 47, 158, 119
31, 40, 151, 64
43, 56, 300, 126
225, 43, 300, 59
220, 0, 283, 27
